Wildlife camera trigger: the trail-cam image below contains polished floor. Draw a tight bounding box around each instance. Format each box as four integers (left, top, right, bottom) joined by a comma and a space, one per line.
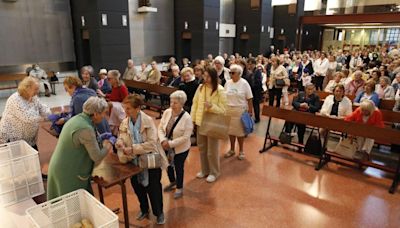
32, 101, 400, 227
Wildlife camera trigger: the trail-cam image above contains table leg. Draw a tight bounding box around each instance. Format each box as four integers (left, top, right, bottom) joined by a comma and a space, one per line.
315, 130, 330, 171
97, 184, 104, 203
120, 180, 130, 228
260, 117, 276, 153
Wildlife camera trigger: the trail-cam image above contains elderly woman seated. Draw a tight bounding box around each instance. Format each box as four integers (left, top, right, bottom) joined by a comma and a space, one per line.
324, 72, 343, 93
47, 97, 113, 200
354, 79, 380, 107
97, 70, 129, 135
344, 100, 384, 161
375, 76, 395, 100
80, 65, 99, 91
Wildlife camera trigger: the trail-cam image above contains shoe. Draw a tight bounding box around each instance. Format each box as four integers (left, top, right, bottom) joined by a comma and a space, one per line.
156, 213, 165, 225
238, 152, 245, 160
163, 182, 176, 192
206, 175, 216, 183
196, 172, 206, 178
174, 189, 183, 199
224, 150, 235, 158
136, 211, 149, 221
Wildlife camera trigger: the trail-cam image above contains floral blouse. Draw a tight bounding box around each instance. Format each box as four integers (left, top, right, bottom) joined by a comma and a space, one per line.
0, 92, 50, 146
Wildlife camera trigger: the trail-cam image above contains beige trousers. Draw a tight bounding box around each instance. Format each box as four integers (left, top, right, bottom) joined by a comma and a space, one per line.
356, 137, 375, 154
197, 125, 220, 177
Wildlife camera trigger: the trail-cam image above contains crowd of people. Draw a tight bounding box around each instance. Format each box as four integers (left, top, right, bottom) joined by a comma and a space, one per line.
0, 45, 399, 225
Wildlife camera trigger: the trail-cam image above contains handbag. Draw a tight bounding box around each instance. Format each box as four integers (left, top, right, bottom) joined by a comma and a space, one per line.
198, 86, 230, 139
241, 111, 254, 136
138, 153, 162, 169
304, 128, 322, 156
279, 123, 292, 144
275, 79, 286, 87
334, 137, 357, 158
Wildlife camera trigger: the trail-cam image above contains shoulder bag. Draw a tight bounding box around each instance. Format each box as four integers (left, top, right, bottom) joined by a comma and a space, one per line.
334, 137, 357, 158
304, 128, 323, 156
165, 111, 186, 164
198, 86, 230, 139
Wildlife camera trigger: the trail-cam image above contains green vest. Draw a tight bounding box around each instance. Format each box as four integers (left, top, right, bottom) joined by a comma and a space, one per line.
47, 113, 97, 200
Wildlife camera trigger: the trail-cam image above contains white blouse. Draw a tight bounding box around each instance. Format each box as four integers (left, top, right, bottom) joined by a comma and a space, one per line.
0, 92, 50, 146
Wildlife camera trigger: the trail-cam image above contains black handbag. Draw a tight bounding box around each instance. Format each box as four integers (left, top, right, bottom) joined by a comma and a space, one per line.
275, 79, 286, 87
279, 123, 293, 144
304, 128, 322, 156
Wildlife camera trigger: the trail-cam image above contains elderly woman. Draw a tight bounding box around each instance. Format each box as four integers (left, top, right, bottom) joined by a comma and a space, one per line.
80, 65, 99, 91
147, 61, 162, 85
223, 64, 253, 160
354, 80, 380, 107
97, 68, 112, 94
98, 70, 129, 135
29, 64, 51, 97
375, 76, 395, 100
47, 97, 113, 200
0, 77, 50, 148
324, 72, 343, 93
158, 91, 193, 198
345, 100, 384, 161
191, 67, 227, 183
166, 65, 181, 87
268, 56, 289, 107
53, 76, 110, 134
179, 67, 199, 112
115, 94, 168, 225
194, 64, 205, 83
214, 56, 230, 86
345, 70, 365, 97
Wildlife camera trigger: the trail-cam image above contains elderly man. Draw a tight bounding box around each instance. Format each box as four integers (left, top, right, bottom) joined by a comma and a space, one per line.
147, 61, 161, 85
122, 59, 138, 80
166, 65, 181, 87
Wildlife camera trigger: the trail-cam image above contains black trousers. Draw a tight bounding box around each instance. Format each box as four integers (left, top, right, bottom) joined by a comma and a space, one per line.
252, 97, 261, 122
167, 150, 189, 189
314, 76, 324, 91
285, 122, 306, 144
131, 168, 163, 216
268, 87, 283, 107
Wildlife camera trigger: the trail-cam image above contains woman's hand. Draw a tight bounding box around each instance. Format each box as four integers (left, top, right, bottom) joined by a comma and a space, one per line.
161, 140, 170, 150
102, 140, 113, 152
97, 89, 105, 97
115, 140, 124, 150
204, 101, 213, 109
123, 147, 133, 155
55, 118, 65, 125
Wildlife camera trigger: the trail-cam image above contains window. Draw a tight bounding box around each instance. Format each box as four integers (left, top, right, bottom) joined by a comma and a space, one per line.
385, 28, 400, 45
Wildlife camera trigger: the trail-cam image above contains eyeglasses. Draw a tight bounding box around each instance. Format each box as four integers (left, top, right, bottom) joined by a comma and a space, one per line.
229, 72, 236, 75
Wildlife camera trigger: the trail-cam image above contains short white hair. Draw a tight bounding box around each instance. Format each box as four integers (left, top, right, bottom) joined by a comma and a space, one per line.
229, 64, 243, 77
83, 97, 108, 115
360, 99, 376, 114
170, 90, 187, 105
171, 65, 180, 72
214, 56, 225, 65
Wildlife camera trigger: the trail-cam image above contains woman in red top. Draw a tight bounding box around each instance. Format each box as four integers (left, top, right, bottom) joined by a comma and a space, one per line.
98, 70, 129, 135
344, 99, 384, 161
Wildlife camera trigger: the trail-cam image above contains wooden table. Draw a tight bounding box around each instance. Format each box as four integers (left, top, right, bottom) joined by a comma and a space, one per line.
92, 153, 142, 228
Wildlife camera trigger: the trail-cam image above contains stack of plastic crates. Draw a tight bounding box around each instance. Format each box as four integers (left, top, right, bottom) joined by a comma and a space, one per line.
0, 140, 44, 207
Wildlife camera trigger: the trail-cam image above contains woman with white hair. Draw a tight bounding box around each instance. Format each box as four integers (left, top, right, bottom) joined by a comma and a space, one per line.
47, 97, 113, 200
0, 77, 51, 148
80, 65, 99, 91
158, 91, 193, 199
29, 64, 51, 96
224, 64, 253, 160
214, 55, 230, 86
345, 99, 384, 161
375, 76, 395, 100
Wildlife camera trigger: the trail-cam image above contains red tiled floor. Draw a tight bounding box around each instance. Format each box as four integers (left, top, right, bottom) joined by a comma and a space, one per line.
36, 109, 400, 228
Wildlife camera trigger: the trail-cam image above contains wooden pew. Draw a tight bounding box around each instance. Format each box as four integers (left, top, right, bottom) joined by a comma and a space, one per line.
124, 80, 177, 118
0, 73, 26, 90
260, 105, 400, 193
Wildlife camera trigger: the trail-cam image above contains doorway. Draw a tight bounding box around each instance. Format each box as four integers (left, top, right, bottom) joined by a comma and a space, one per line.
81, 29, 91, 66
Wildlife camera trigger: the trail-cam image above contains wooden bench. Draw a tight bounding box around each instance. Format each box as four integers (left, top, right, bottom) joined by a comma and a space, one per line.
124, 80, 177, 118
260, 105, 400, 193
0, 73, 26, 90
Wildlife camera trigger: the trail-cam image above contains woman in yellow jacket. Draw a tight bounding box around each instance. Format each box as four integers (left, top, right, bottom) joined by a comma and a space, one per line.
191, 66, 227, 183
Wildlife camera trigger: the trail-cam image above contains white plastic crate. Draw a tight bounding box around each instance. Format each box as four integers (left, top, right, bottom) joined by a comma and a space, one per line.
0, 140, 44, 207
26, 189, 118, 228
